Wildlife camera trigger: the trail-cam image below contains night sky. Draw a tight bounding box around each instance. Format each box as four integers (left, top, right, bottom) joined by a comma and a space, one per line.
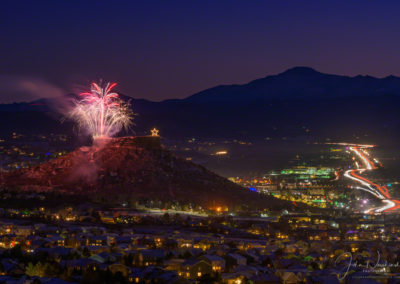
2, 0, 400, 103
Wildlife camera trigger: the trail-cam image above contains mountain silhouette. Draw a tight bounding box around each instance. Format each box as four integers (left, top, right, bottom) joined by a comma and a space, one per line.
1, 66, 400, 143
184, 66, 400, 102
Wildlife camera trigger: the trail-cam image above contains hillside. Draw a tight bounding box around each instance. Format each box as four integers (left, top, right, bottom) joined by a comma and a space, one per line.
0, 136, 299, 211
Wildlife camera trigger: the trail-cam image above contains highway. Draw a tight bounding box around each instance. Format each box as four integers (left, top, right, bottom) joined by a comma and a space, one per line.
344, 146, 400, 213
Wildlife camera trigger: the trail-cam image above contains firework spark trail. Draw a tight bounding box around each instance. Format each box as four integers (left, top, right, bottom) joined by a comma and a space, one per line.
69, 82, 133, 138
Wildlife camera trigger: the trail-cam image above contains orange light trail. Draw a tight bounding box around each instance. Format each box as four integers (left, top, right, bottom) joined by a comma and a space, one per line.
345, 146, 400, 213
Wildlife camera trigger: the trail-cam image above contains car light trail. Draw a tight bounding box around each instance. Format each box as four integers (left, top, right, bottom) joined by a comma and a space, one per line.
344, 146, 400, 213
334, 171, 340, 181
349, 170, 390, 199
355, 186, 385, 199
375, 200, 395, 213
349, 147, 376, 170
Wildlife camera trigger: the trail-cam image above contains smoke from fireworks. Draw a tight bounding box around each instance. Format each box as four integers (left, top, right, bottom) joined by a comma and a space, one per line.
69, 82, 133, 138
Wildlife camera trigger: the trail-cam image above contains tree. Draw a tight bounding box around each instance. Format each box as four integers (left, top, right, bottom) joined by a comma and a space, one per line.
44, 262, 60, 277
82, 247, 91, 258
26, 262, 46, 277
60, 269, 73, 282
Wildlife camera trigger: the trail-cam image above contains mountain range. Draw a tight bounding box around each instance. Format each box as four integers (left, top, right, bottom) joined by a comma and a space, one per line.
2, 67, 400, 143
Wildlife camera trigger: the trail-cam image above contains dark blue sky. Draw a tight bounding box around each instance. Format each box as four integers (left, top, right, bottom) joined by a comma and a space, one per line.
1, 0, 400, 102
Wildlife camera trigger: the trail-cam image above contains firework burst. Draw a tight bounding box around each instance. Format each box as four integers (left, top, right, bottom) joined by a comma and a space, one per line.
69, 82, 133, 138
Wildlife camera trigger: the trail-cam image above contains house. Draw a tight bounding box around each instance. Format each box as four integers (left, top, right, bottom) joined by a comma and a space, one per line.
64, 236, 80, 248
193, 239, 212, 250
245, 252, 261, 264
0, 258, 25, 276
86, 245, 108, 255
35, 247, 74, 258
88, 235, 107, 246
107, 263, 131, 277
144, 268, 179, 283
249, 273, 281, 284
61, 258, 100, 272
164, 258, 185, 271
14, 225, 32, 236
221, 272, 244, 284
90, 252, 116, 264
177, 237, 193, 248
39, 225, 60, 236
0, 234, 17, 248
129, 268, 146, 283
225, 253, 247, 270
27, 238, 46, 252
45, 235, 65, 247
233, 265, 259, 278
199, 254, 226, 272
129, 266, 179, 283
278, 271, 303, 284
115, 235, 133, 245
162, 238, 178, 249
135, 249, 166, 266
179, 259, 213, 279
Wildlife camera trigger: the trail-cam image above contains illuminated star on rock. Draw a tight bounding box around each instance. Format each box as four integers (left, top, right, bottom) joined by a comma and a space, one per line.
151, 128, 159, 136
